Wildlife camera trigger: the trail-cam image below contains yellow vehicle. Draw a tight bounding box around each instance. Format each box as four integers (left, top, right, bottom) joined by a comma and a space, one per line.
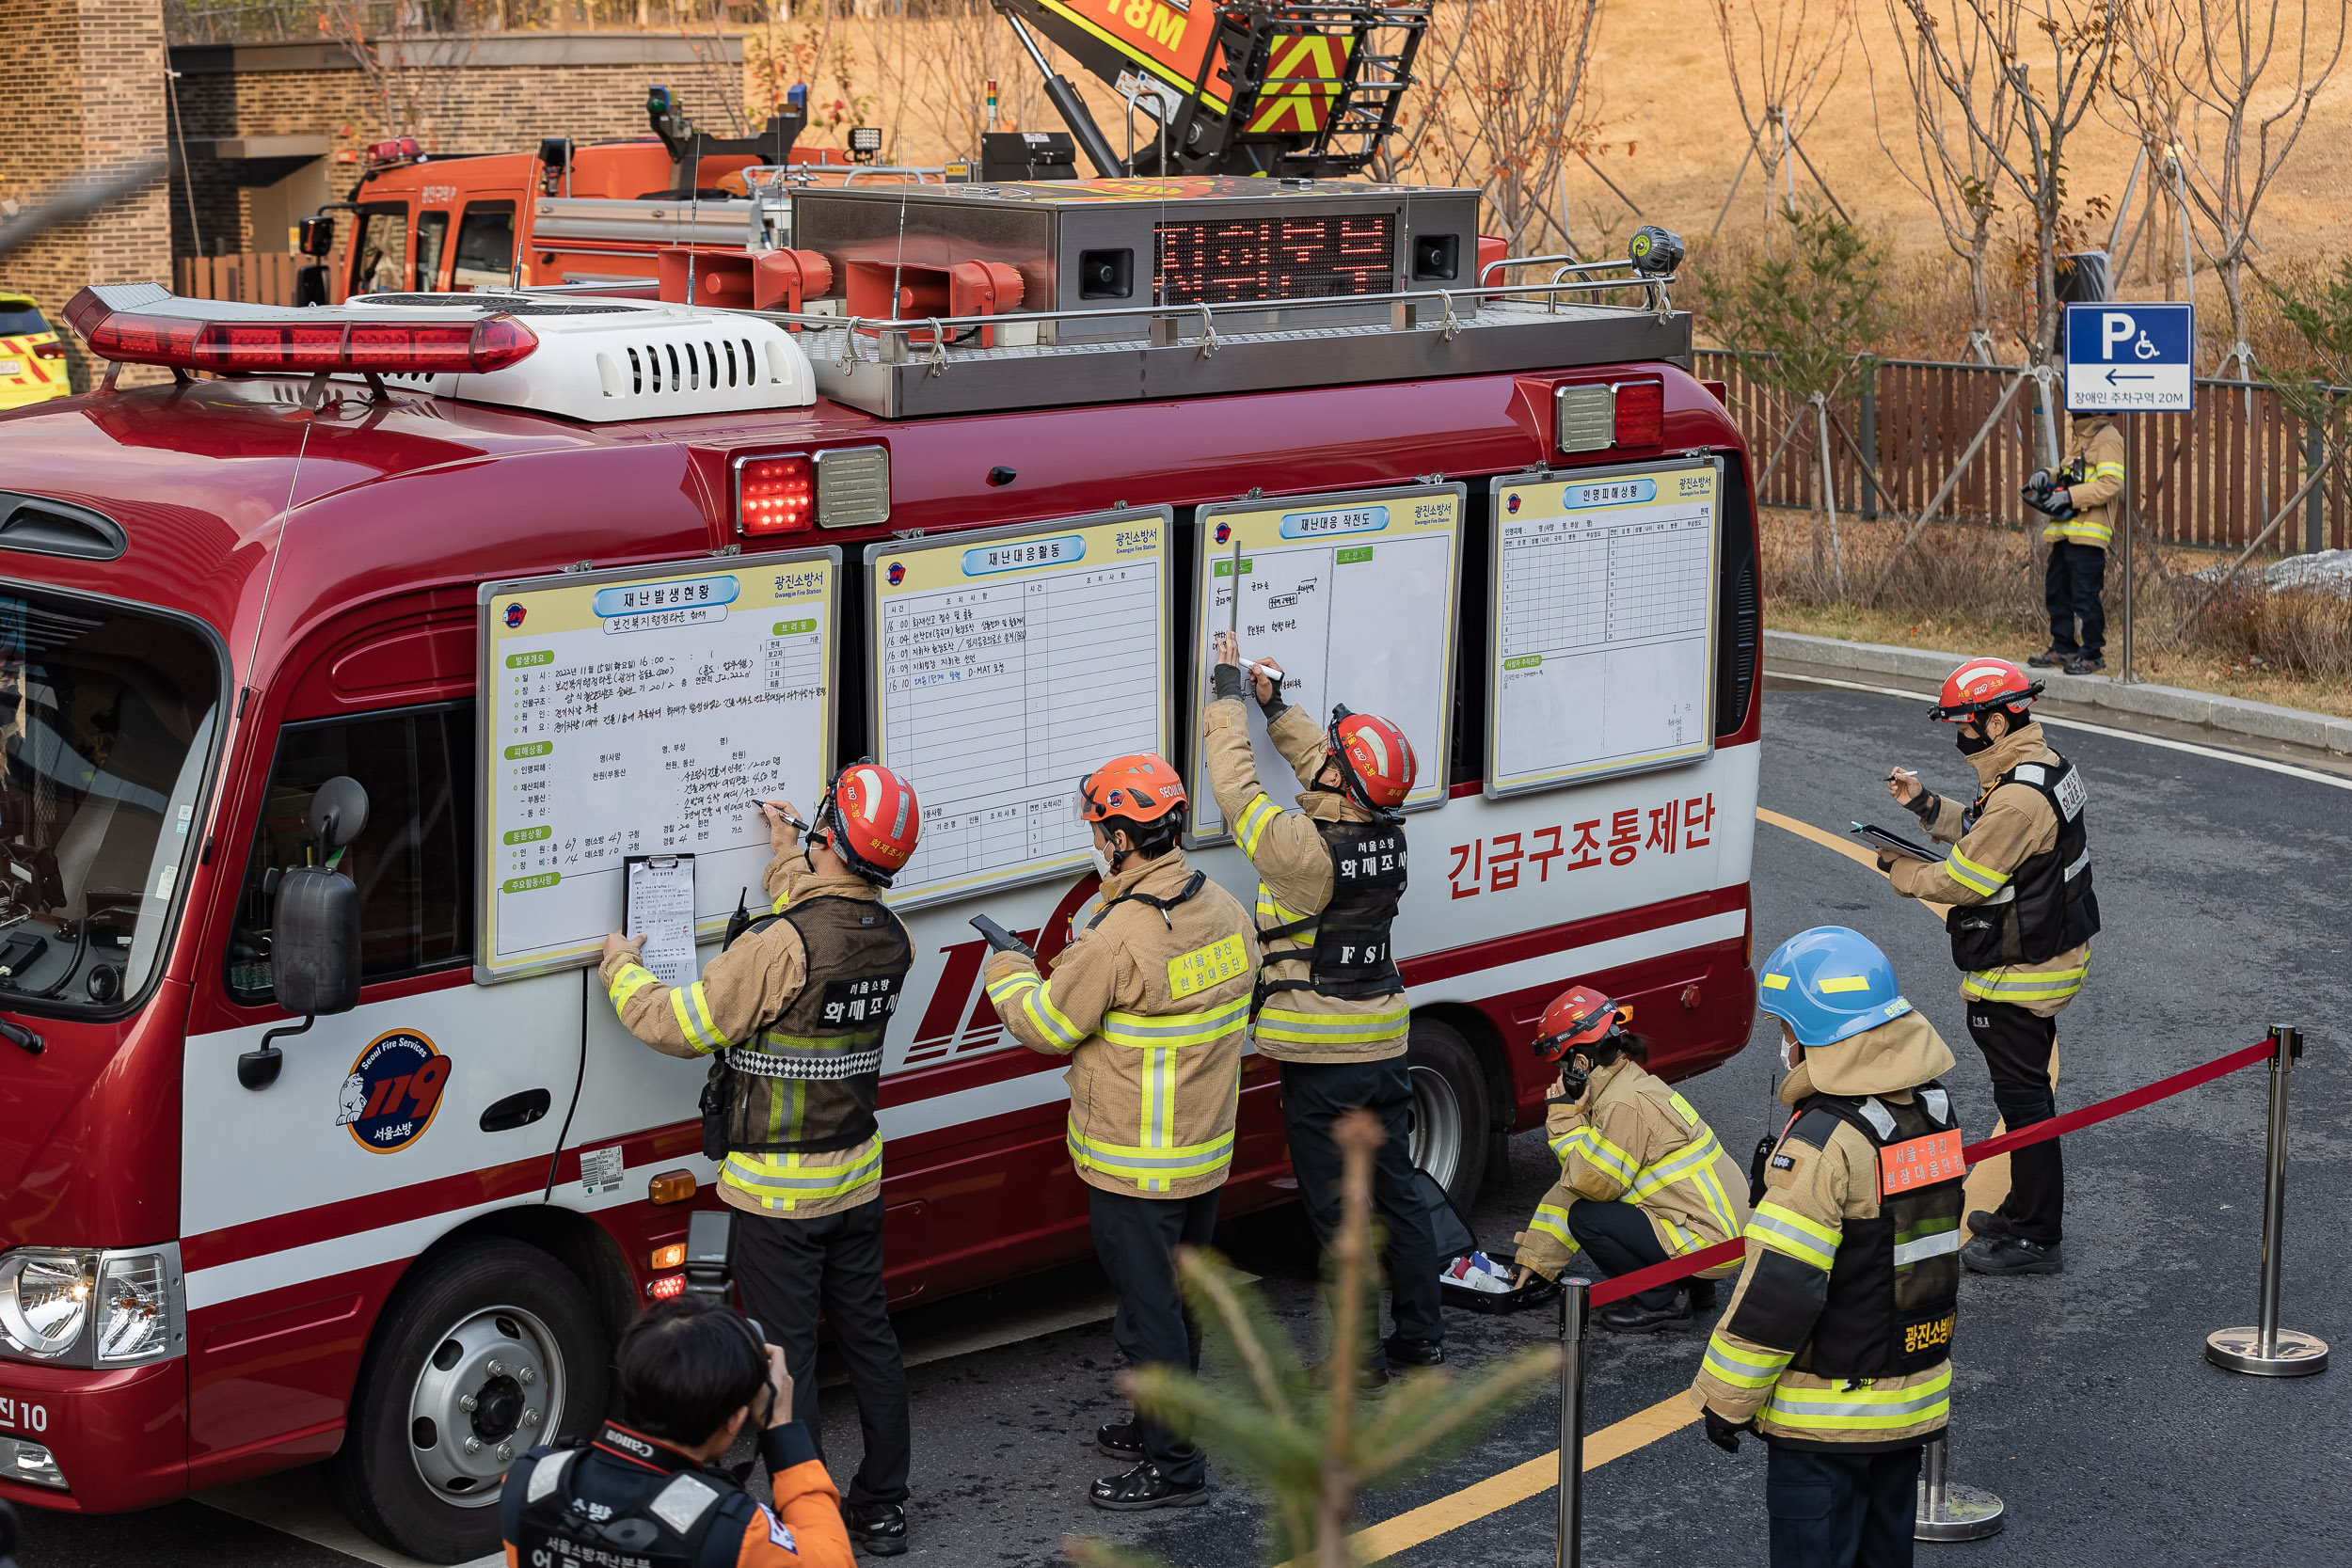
0, 292, 72, 407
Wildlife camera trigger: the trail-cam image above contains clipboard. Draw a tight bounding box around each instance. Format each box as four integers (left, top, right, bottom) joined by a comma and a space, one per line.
1850, 823, 1938, 863
623, 853, 698, 988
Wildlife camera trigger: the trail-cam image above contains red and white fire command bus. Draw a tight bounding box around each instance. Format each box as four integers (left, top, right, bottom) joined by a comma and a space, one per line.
0, 178, 1758, 1560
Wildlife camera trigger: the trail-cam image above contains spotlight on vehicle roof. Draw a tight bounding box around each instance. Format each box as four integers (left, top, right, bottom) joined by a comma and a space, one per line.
848, 126, 883, 163
1628, 225, 1684, 277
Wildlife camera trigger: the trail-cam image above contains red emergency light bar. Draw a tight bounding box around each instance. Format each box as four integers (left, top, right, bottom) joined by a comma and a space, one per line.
63, 288, 539, 376
365, 135, 423, 166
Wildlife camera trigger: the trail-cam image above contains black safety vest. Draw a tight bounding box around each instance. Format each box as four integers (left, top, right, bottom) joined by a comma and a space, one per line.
504, 1423, 764, 1568
1947, 754, 2099, 972
1256, 818, 1406, 1002
1785, 1087, 1964, 1382
698, 895, 913, 1162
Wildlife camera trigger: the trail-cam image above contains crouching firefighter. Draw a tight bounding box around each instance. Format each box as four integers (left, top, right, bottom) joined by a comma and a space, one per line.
501, 1296, 855, 1567
980, 752, 1259, 1512
600, 763, 922, 1558
1202, 631, 1443, 1381
1692, 927, 1964, 1568
1510, 986, 1748, 1331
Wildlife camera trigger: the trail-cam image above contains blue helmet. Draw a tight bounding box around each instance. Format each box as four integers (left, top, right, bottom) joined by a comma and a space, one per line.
1756, 927, 1914, 1049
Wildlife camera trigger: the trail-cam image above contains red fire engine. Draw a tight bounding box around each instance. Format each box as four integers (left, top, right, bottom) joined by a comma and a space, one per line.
0, 179, 1757, 1561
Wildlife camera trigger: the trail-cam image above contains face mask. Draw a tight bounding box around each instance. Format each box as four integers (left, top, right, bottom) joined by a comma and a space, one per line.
1956, 726, 1995, 756
1091, 846, 1116, 881
1783, 1037, 1804, 1072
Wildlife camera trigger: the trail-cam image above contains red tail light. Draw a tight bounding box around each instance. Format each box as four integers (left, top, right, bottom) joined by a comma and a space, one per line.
735, 452, 816, 535
32, 341, 66, 360
1613, 378, 1664, 447
64, 289, 538, 375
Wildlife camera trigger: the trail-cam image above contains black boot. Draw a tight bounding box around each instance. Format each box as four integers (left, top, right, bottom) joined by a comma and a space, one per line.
1096, 1415, 1145, 1462
1596, 1288, 1692, 1333
1962, 1234, 2063, 1275
2026, 644, 2070, 669
1384, 1335, 1445, 1369
1688, 1278, 1719, 1313
1089, 1460, 1208, 1511
842, 1500, 909, 1556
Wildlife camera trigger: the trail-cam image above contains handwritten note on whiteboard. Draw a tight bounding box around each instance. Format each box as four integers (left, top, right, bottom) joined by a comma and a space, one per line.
1486, 461, 1721, 797
476, 548, 837, 981
866, 509, 1172, 910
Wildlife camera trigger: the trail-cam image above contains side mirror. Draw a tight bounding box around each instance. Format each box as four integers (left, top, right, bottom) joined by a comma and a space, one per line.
238, 777, 368, 1091
296, 215, 336, 258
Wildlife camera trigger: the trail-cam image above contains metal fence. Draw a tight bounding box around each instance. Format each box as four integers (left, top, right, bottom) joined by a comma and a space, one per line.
1696, 350, 2352, 555
177, 252, 305, 307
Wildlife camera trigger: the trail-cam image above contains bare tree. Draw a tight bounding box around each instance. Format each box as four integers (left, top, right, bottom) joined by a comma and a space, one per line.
1414, 0, 1608, 251
1714, 0, 1856, 234
1873, 0, 2020, 360
868, 0, 1056, 167
315, 0, 476, 144
1370, 0, 1486, 189
2158, 0, 2346, 377
2099, 0, 2195, 298
1901, 0, 2118, 374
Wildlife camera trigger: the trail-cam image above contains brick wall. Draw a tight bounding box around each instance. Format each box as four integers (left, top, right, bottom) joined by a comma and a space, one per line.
171, 32, 748, 259
0, 0, 173, 390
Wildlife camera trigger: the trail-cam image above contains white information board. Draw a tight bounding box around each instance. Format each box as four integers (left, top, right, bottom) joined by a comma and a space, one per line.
476, 548, 838, 981
867, 509, 1172, 910
1486, 460, 1721, 797
1187, 483, 1463, 841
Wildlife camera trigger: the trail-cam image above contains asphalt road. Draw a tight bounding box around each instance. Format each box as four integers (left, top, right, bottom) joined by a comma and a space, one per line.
16, 677, 2350, 1568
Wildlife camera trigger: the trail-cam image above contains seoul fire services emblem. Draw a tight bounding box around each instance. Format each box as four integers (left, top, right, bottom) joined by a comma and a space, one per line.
1506, 493, 1521, 515
887, 562, 906, 586
503, 602, 527, 628
1214, 521, 1231, 544
337, 1029, 452, 1154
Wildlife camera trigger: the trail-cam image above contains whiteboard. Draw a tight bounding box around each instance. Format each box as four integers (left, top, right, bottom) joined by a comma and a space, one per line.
1486, 460, 1722, 797
1187, 484, 1463, 842
866, 509, 1173, 910
476, 548, 838, 982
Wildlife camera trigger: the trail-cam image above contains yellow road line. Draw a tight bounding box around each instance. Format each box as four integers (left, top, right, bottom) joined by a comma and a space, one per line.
1285, 1393, 1701, 1567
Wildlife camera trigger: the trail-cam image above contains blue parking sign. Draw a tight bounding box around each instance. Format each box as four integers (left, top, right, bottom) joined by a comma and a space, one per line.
2064, 302, 2194, 412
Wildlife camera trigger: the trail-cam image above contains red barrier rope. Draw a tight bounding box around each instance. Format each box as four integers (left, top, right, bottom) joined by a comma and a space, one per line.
1584, 1034, 2281, 1308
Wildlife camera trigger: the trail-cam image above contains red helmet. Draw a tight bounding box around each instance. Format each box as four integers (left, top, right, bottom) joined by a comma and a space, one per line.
1327, 706, 1417, 816
1075, 752, 1188, 826
1532, 985, 1628, 1062
1930, 657, 2043, 724
818, 761, 920, 884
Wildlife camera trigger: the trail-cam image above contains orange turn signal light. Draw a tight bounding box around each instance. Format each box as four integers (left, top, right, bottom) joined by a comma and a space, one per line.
650, 1243, 687, 1271
649, 1169, 697, 1205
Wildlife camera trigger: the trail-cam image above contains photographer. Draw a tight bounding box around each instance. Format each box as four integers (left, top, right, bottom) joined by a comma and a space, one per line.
500, 1296, 854, 1567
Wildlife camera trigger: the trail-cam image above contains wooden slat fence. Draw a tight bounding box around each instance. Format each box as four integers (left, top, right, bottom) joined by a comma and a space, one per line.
175, 252, 302, 307
1697, 350, 2352, 554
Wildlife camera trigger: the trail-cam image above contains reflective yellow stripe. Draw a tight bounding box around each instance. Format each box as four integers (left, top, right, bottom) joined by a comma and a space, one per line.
1529, 1202, 1575, 1248
1099, 995, 1250, 1048
669, 982, 728, 1053
1962, 963, 2089, 1003
608, 962, 660, 1010
1555, 1125, 1638, 1186
1943, 847, 2010, 896
1765, 1367, 1951, 1431
1703, 1332, 1792, 1390
1817, 976, 1873, 993
1760, 974, 1791, 990
2045, 516, 2114, 545
987, 970, 1085, 1050
721, 1135, 883, 1209
1069, 1126, 1235, 1185
1628, 1130, 1740, 1246
2090, 462, 2126, 480
1252, 1004, 1409, 1045
1235, 793, 1281, 858
1746, 1201, 1839, 1271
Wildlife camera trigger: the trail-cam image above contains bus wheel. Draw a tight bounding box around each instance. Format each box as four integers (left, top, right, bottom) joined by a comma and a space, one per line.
329, 1237, 606, 1563
1406, 1017, 1490, 1213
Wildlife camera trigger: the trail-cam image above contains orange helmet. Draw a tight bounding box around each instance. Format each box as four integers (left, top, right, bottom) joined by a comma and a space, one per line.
1074, 752, 1188, 827
1930, 657, 2043, 724
1327, 706, 1417, 817
817, 760, 920, 885
1532, 985, 1627, 1062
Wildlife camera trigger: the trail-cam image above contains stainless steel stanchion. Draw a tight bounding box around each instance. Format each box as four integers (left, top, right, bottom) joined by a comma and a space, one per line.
2207, 1026, 2330, 1375
1914, 1427, 2004, 1542
1556, 1278, 1589, 1568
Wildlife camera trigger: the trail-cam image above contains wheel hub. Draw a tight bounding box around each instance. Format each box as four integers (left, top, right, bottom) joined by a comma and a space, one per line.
1406, 1062, 1463, 1192
407, 1307, 564, 1506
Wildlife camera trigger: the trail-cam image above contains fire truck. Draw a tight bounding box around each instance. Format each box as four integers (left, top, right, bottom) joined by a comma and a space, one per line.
0, 179, 1759, 1561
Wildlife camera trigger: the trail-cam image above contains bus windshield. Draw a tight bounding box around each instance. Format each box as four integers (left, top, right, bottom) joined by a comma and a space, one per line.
0, 588, 221, 1012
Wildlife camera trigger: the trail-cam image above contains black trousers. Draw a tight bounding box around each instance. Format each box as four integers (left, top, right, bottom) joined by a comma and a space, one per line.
1966, 1000, 2064, 1245
1089, 1186, 1218, 1486
1279, 1057, 1445, 1361
1765, 1442, 1924, 1568
1565, 1197, 1677, 1310
730, 1194, 911, 1505
2044, 539, 2106, 656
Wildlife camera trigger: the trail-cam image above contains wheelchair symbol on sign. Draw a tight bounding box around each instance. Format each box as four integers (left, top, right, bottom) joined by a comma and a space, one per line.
2134, 332, 2160, 359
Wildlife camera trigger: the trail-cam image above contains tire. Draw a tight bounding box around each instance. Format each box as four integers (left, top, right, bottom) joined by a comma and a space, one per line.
1405, 1016, 1493, 1214
329, 1238, 607, 1563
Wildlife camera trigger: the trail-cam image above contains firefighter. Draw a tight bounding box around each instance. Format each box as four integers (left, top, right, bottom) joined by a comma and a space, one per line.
1882, 657, 2095, 1275
600, 762, 922, 1557
2028, 409, 2128, 674
501, 1296, 855, 1568
1201, 631, 1442, 1380
980, 752, 1259, 1511
1506, 987, 1748, 1331
1692, 927, 1963, 1568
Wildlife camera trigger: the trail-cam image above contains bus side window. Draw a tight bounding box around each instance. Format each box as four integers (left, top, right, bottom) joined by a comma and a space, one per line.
229, 704, 475, 1005
350, 205, 408, 297
414, 212, 451, 292
451, 201, 516, 291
